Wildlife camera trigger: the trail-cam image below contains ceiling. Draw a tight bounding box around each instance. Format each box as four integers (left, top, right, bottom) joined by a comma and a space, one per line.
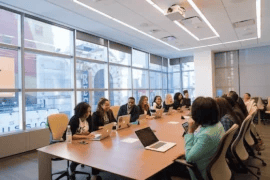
0, 0, 269, 58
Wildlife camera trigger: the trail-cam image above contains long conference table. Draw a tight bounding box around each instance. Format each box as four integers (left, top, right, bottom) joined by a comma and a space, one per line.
38, 110, 189, 180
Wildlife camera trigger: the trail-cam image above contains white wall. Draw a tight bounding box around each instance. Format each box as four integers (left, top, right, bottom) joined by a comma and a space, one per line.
194, 51, 215, 97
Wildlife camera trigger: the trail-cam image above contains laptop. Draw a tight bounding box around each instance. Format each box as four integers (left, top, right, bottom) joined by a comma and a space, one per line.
135, 127, 176, 152
167, 107, 173, 115
154, 108, 164, 119
91, 123, 114, 141
116, 114, 131, 130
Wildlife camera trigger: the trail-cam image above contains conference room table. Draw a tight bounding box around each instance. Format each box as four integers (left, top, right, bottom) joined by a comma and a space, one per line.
38, 110, 190, 180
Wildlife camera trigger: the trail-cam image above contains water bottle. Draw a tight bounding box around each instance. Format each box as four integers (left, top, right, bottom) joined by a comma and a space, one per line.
66, 125, 72, 143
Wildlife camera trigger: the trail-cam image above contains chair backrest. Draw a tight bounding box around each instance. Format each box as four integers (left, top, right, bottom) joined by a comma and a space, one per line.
245, 108, 257, 146
207, 124, 239, 180
231, 115, 253, 162
110, 106, 120, 119
257, 97, 264, 110
47, 114, 69, 140
266, 97, 270, 111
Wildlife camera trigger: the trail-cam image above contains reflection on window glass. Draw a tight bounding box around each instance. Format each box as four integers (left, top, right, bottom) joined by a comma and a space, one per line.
0, 92, 21, 134
24, 18, 73, 55
150, 71, 162, 89
181, 62, 194, 71
133, 69, 148, 89
163, 73, 168, 89
133, 90, 149, 105
169, 59, 180, 72
25, 91, 73, 129
168, 73, 181, 89
110, 90, 132, 106
149, 55, 162, 71
24, 53, 72, 89
0, 9, 20, 46
109, 65, 131, 89
109, 49, 131, 66
77, 91, 108, 111
162, 58, 168, 72
0, 48, 19, 89
132, 49, 148, 68
182, 71, 195, 88
149, 90, 162, 106
76, 60, 108, 89
76, 40, 107, 61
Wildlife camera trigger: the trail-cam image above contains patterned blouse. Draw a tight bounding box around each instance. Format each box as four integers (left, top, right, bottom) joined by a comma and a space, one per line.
220, 114, 234, 132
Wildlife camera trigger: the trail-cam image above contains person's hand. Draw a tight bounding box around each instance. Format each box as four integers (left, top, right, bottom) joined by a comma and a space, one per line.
187, 118, 199, 134
87, 133, 95, 139
146, 115, 150, 119
98, 126, 104, 130
81, 132, 90, 135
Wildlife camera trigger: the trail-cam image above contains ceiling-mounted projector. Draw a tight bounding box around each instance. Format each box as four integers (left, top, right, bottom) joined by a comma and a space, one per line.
166, 4, 186, 21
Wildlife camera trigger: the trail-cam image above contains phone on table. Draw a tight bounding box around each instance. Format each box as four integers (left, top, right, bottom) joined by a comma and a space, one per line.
182, 122, 189, 137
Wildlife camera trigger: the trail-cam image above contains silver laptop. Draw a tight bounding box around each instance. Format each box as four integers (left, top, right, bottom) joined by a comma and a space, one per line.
154, 108, 164, 119
91, 123, 114, 141
135, 127, 176, 152
138, 114, 147, 125
167, 107, 173, 115
116, 114, 131, 130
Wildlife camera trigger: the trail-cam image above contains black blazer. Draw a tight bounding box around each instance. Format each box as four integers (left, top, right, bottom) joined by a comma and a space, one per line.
62, 115, 92, 140
183, 98, 191, 107
137, 105, 151, 116
117, 104, 140, 122
163, 102, 174, 112
173, 100, 183, 110
92, 109, 116, 131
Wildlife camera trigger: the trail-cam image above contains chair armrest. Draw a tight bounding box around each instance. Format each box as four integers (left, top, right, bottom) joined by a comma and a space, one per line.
174, 159, 194, 168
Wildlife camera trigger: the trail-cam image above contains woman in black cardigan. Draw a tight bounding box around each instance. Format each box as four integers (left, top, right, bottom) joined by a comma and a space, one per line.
137, 95, 151, 116
173, 92, 184, 110
92, 98, 116, 131
63, 102, 101, 180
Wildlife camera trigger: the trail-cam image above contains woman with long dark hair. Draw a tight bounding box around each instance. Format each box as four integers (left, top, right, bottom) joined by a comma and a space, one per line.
173, 92, 184, 110
138, 95, 151, 116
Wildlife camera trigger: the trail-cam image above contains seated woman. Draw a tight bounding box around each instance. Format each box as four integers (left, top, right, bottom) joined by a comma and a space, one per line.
138, 95, 151, 116
152, 95, 163, 112
224, 96, 245, 125
216, 97, 242, 132
173, 92, 184, 110
163, 94, 174, 112
63, 102, 101, 180
92, 98, 116, 131
166, 97, 225, 180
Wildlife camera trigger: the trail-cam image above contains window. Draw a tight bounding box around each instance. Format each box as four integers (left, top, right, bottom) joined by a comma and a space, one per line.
77, 91, 108, 111
109, 42, 131, 66
133, 90, 149, 104
182, 71, 195, 89
0, 9, 20, 46
150, 71, 162, 89
24, 18, 73, 55
162, 58, 168, 72
109, 65, 131, 89
109, 90, 132, 106
132, 49, 148, 68
149, 54, 162, 71
168, 72, 181, 89
76, 60, 108, 89
149, 90, 162, 105
24, 53, 73, 89
133, 69, 149, 89
76, 40, 107, 61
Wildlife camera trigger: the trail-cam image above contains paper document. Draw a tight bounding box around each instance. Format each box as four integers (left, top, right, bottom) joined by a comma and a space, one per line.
121, 138, 139, 143
168, 121, 179, 124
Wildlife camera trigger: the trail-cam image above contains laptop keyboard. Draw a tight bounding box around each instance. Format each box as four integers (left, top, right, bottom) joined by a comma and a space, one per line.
150, 142, 166, 149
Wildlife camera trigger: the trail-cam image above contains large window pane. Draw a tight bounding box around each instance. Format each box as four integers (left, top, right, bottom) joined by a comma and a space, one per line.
24, 53, 72, 89
76, 40, 107, 61
76, 60, 108, 89
162, 58, 168, 72
162, 90, 168, 101
0, 92, 21, 134
163, 73, 168, 89
150, 71, 162, 89
110, 90, 132, 106
77, 90, 108, 111
149, 55, 162, 71
182, 71, 195, 88
132, 49, 148, 68
109, 65, 131, 89
149, 90, 162, 105
0, 9, 20, 46
109, 49, 131, 66
0, 48, 19, 89
133, 90, 149, 105
169, 58, 180, 72
133, 69, 149, 89
24, 18, 73, 55
181, 62, 194, 71
25, 91, 73, 129
168, 73, 181, 89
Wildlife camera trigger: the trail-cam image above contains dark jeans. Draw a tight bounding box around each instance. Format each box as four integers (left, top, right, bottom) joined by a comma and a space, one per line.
70, 162, 99, 175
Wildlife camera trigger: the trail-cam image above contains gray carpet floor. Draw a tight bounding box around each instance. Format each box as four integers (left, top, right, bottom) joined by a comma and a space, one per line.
0, 123, 269, 180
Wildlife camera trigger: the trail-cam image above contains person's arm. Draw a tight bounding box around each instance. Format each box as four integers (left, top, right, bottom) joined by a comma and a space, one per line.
153, 103, 157, 110
72, 133, 94, 140
173, 101, 178, 110
117, 106, 124, 119
131, 106, 140, 122
91, 113, 99, 131
147, 109, 151, 116
163, 102, 168, 112
109, 110, 117, 123
220, 116, 233, 132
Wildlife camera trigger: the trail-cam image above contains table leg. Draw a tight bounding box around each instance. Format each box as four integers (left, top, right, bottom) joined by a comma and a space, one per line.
38, 151, 53, 180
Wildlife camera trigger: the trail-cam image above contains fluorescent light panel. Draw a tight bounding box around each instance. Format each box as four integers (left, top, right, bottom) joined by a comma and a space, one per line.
174, 21, 199, 41
187, 0, 219, 37
73, 0, 180, 50
256, 0, 261, 38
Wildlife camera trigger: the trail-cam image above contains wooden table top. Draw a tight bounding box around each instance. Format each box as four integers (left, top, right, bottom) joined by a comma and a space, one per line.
38, 111, 189, 180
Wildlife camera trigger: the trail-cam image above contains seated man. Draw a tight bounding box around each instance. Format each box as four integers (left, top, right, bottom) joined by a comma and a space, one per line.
243, 93, 256, 113
117, 97, 140, 122
183, 90, 191, 108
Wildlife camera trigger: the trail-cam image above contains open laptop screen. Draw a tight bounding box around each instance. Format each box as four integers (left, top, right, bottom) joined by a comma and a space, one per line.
135, 127, 159, 147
